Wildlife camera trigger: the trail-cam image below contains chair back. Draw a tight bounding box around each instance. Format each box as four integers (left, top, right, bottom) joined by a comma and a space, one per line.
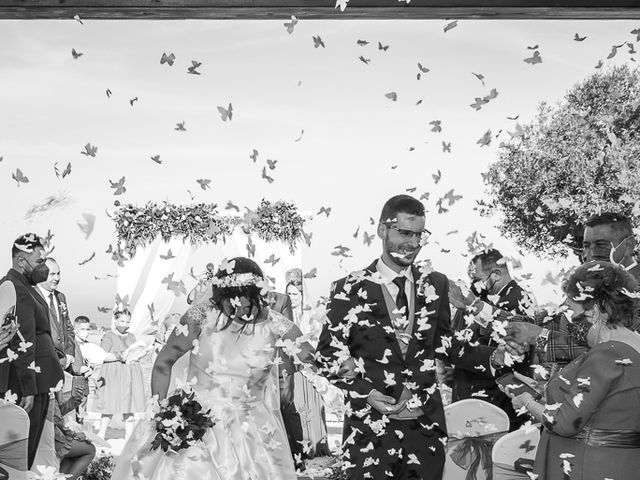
0, 399, 29, 480
491, 426, 541, 480
443, 399, 510, 480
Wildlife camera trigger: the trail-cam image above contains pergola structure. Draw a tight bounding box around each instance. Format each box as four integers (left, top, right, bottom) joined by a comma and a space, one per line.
0, 0, 639, 19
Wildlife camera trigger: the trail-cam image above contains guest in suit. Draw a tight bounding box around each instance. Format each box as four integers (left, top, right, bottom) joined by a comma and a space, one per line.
36, 258, 76, 370
448, 249, 535, 430
317, 195, 497, 480
0, 233, 64, 468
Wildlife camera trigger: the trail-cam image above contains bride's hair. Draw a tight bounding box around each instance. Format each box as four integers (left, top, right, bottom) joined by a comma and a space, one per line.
210, 257, 268, 332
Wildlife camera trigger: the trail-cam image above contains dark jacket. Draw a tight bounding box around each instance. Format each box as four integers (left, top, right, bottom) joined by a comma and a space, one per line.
451, 279, 532, 429
317, 260, 494, 439
53, 290, 76, 358
0, 269, 64, 397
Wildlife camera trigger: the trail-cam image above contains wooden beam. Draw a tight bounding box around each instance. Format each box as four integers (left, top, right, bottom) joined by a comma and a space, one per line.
0, 0, 639, 19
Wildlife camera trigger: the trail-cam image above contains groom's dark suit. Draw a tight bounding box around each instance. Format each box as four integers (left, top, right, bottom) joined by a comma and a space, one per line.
318, 260, 494, 480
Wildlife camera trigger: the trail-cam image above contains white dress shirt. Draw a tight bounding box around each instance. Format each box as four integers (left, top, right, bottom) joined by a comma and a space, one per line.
376, 257, 414, 308
37, 284, 58, 322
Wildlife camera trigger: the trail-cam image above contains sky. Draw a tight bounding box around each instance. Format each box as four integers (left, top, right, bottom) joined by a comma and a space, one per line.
0, 18, 638, 327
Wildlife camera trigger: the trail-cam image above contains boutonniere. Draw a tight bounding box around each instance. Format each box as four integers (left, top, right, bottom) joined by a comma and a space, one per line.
59, 301, 69, 315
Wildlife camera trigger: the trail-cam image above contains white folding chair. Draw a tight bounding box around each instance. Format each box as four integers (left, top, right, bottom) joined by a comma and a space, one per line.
0, 399, 29, 480
443, 399, 509, 480
492, 425, 541, 480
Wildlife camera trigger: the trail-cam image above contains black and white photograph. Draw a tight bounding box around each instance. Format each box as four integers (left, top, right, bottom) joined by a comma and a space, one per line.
1, 2, 640, 479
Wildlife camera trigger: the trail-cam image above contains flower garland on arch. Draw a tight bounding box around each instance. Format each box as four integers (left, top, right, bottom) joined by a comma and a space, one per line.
114, 200, 306, 257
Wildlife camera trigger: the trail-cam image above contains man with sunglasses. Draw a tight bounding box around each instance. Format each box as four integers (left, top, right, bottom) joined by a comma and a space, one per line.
318, 194, 495, 480
448, 249, 535, 431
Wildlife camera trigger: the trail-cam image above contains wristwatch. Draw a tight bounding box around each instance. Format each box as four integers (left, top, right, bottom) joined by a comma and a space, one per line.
535, 328, 550, 352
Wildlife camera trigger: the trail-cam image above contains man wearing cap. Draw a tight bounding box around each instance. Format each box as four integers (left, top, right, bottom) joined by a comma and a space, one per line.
0, 234, 64, 468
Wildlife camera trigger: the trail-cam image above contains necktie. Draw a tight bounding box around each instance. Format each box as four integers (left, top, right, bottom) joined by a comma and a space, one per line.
48, 293, 58, 323
392, 276, 409, 321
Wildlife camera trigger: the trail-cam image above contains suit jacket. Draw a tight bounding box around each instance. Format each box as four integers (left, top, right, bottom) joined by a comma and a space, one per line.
52, 290, 76, 358
451, 279, 532, 427
0, 269, 64, 397
317, 260, 494, 438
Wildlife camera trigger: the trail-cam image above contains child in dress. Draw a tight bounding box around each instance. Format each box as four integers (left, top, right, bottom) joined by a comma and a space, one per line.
96, 309, 147, 440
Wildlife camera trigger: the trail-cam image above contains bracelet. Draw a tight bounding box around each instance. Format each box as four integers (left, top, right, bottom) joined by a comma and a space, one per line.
489, 348, 500, 368
535, 328, 550, 352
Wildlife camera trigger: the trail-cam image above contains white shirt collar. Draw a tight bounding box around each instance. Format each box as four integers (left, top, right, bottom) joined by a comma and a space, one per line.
376, 258, 413, 286
37, 284, 54, 299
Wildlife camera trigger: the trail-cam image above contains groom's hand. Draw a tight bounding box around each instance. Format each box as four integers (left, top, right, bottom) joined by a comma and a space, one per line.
367, 390, 405, 415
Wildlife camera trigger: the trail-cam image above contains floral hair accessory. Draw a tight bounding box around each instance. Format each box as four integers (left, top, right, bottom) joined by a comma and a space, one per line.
212, 273, 262, 289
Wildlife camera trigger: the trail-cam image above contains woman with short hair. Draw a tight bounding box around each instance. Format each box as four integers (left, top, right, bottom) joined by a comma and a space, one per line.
507, 260, 640, 480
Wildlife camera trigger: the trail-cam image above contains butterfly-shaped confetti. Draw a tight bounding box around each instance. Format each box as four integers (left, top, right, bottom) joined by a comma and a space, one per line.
160, 52, 175, 66
196, 178, 211, 190
217, 103, 233, 121
109, 176, 126, 195
524, 51, 542, 65
187, 60, 202, 75
12, 169, 29, 186
312, 35, 325, 48
77, 213, 96, 239
284, 15, 298, 34
81, 143, 98, 157
444, 20, 458, 33
78, 252, 96, 266
160, 249, 175, 260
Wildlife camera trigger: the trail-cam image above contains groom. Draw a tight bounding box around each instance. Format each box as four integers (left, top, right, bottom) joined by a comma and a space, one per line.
317, 195, 494, 480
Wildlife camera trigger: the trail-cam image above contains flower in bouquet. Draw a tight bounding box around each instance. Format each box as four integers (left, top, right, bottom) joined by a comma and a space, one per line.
150, 387, 216, 453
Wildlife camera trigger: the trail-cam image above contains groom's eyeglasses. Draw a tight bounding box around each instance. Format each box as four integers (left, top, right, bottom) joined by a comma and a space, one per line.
386, 224, 431, 241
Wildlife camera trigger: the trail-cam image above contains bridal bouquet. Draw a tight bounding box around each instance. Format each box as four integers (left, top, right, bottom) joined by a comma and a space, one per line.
150, 387, 216, 453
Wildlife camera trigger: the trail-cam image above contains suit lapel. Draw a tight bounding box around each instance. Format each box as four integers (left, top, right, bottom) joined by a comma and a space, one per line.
405, 266, 435, 360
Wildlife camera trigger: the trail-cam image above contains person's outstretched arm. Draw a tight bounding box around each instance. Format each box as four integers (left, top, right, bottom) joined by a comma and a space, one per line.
151, 304, 204, 400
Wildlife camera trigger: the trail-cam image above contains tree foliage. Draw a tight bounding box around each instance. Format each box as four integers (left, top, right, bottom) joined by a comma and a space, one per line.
481, 65, 640, 258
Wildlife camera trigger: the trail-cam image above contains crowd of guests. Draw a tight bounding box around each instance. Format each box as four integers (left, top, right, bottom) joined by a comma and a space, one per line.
0, 235, 151, 479
1, 203, 640, 480
442, 211, 640, 479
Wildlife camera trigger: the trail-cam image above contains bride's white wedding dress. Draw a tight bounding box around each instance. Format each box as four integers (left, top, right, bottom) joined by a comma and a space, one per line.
111, 305, 297, 480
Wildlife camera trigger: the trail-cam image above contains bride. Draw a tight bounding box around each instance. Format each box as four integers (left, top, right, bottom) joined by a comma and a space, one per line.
112, 257, 316, 480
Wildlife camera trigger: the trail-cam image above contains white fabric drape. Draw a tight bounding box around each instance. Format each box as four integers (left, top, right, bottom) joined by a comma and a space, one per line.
117, 237, 196, 338
117, 231, 302, 391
